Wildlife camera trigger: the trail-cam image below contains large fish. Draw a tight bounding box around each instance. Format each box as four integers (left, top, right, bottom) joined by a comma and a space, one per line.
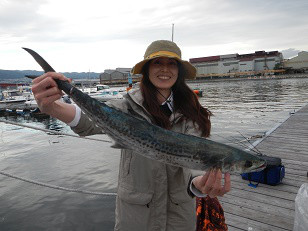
23, 48, 266, 174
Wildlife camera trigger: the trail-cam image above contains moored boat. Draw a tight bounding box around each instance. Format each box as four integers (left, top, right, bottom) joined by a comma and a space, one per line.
193, 89, 203, 97
81, 84, 123, 102
0, 90, 28, 110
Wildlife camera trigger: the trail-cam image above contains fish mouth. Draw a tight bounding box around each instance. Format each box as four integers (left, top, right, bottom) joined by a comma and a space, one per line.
241, 162, 267, 174
254, 162, 267, 172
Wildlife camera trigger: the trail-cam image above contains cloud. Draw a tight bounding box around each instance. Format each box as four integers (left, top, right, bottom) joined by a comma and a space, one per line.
0, 0, 62, 41
0, 0, 307, 72
174, 0, 308, 53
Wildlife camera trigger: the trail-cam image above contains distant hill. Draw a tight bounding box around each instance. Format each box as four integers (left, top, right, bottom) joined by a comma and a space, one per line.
0, 69, 101, 81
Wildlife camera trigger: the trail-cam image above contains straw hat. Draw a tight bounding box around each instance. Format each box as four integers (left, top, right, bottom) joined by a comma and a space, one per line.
131, 40, 196, 79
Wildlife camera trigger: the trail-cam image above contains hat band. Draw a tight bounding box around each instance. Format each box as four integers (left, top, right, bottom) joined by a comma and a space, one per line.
146, 51, 181, 59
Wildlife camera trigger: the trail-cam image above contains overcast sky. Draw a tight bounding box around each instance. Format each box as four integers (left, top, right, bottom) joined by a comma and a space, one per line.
0, 0, 307, 73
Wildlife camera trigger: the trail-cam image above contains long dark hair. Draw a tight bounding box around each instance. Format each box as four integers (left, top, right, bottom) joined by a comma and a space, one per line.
140, 61, 212, 137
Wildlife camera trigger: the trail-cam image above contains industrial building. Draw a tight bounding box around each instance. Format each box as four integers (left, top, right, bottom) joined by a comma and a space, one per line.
190, 51, 284, 78
98, 50, 307, 83
283, 51, 308, 73
99, 68, 131, 82
99, 68, 142, 84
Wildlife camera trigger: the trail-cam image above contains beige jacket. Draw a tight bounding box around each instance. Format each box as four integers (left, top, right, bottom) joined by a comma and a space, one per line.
71, 88, 203, 231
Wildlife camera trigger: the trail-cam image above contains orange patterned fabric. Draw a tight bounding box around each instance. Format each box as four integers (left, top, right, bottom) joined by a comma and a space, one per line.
196, 196, 228, 231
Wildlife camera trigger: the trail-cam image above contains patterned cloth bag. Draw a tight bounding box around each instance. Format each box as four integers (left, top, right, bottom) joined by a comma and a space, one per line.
196, 196, 228, 231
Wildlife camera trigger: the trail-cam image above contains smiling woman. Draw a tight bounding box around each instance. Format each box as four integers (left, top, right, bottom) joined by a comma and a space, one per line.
29, 39, 231, 231
148, 57, 179, 101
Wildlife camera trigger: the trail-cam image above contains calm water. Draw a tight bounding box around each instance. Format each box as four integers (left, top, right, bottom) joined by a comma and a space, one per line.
0, 77, 307, 230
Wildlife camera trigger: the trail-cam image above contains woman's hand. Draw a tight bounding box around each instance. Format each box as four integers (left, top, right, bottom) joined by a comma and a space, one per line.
31, 72, 76, 123
31, 72, 71, 115
192, 169, 231, 198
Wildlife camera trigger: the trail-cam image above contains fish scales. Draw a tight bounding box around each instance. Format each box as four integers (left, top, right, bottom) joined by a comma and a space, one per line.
66, 87, 264, 173
23, 47, 267, 174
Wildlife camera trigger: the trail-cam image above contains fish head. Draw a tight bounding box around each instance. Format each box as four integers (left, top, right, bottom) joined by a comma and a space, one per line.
228, 158, 266, 174
221, 152, 267, 174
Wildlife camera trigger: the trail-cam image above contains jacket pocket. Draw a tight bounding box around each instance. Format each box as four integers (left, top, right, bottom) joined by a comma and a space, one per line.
115, 187, 154, 231
118, 186, 153, 205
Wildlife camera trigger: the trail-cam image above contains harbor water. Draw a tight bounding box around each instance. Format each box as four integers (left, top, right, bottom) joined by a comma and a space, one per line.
0, 77, 307, 230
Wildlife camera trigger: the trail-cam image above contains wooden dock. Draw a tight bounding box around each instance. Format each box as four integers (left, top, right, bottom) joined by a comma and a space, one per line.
220, 104, 308, 231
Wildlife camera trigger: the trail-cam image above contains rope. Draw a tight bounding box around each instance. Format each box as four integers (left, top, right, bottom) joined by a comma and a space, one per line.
0, 170, 117, 196
0, 119, 116, 196
0, 118, 112, 143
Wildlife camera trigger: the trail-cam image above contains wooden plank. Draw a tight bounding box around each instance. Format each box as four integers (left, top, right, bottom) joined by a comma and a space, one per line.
274, 125, 308, 130
267, 133, 308, 138
259, 136, 308, 144
258, 140, 308, 148
257, 137, 307, 145
230, 175, 300, 194
222, 189, 294, 210
226, 224, 245, 231
282, 175, 308, 185
258, 140, 307, 149
285, 168, 308, 177
222, 104, 307, 231
232, 172, 306, 188
284, 165, 308, 173
221, 194, 294, 218
221, 201, 294, 230
274, 123, 308, 128
225, 213, 289, 231
283, 160, 308, 168
230, 184, 297, 201
255, 151, 308, 162
283, 159, 308, 166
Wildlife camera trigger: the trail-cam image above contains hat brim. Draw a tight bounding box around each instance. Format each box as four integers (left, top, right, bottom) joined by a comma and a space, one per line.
132, 56, 196, 80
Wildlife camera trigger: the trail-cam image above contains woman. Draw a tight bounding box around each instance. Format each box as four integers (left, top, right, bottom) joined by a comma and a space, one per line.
32, 40, 231, 231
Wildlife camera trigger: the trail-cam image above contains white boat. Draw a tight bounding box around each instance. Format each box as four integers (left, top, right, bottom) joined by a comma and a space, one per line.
24, 95, 74, 110
0, 90, 29, 110
89, 90, 123, 101
19, 86, 34, 100
24, 99, 38, 109
0, 90, 27, 103
81, 84, 124, 102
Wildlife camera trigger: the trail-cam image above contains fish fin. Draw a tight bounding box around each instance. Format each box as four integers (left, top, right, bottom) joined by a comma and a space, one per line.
111, 142, 128, 149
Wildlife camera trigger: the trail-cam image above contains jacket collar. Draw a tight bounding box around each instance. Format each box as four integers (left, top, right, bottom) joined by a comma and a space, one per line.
126, 88, 183, 123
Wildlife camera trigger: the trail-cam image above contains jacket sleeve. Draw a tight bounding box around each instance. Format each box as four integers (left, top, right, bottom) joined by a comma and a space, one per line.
70, 111, 103, 136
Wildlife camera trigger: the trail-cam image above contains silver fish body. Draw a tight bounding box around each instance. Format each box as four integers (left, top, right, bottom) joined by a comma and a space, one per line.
23, 47, 266, 174
68, 87, 266, 174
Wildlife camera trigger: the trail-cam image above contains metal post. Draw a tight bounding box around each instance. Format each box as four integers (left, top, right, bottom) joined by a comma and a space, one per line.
172, 24, 174, 42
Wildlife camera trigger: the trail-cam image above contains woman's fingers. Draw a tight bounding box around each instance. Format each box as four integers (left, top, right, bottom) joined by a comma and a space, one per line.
34, 86, 62, 103
193, 169, 231, 198
208, 169, 223, 197
202, 170, 217, 194
40, 93, 63, 107
31, 72, 70, 114
223, 172, 231, 193
193, 170, 216, 195
32, 72, 69, 84
210, 171, 231, 198
32, 77, 57, 94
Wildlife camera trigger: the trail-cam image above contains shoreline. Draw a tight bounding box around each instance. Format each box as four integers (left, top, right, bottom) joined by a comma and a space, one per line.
187, 73, 308, 83
1, 74, 308, 88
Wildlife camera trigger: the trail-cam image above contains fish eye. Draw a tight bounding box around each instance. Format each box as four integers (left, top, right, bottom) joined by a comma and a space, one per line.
244, 160, 253, 168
